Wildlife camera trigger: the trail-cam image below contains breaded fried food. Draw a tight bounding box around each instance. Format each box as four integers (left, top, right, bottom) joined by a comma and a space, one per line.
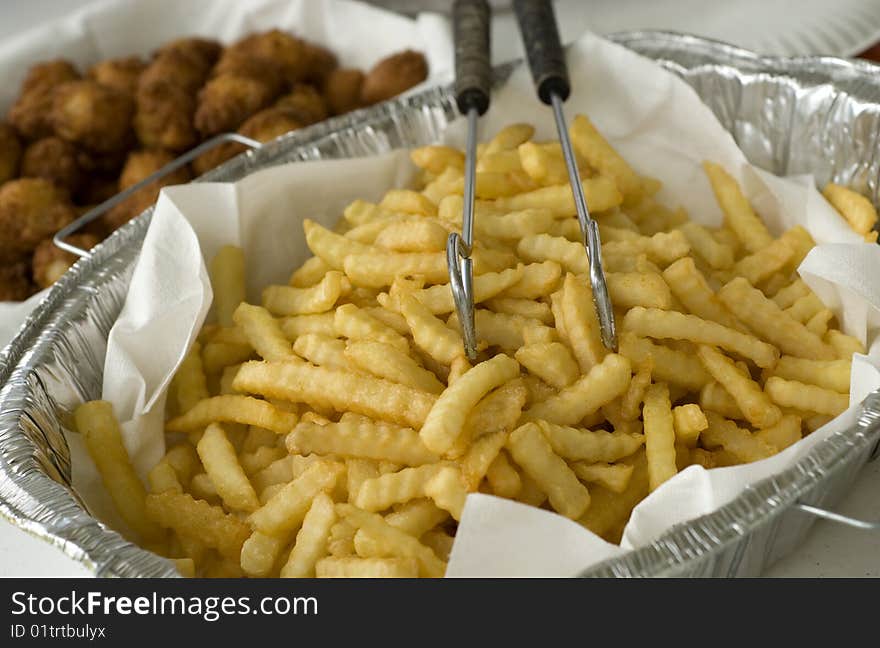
139, 50, 212, 96
103, 149, 192, 230
219, 29, 308, 85
274, 85, 327, 125
51, 80, 134, 153
76, 175, 118, 207
7, 60, 81, 140
323, 68, 364, 115
21, 137, 82, 193
195, 75, 279, 136
88, 56, 145, 96
32, 233, 101, 288
0, 123, 22, 184
0, 178, 75, 256
302, 41, 338, 85
360, 50, 428, 106
134, 83, 198, 151
157, 37, 222, 74
0, 260, 34, 301
192, 105, 304, 176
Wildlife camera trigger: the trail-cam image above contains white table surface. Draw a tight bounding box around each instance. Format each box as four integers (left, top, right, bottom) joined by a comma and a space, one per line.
0, 0, 877, 578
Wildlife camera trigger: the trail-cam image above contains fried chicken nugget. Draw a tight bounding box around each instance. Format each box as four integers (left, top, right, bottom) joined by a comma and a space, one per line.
21, 137, 82, 194
134, 82, 198, 152
7, 60, 81, 140
0, 178, 75, 256
157, 37, 222, 74
302, 41, 338, 85
323, 68, 365, 115
88, 56, 145, 96
32, 233, 101, 289
194, 75, 279, 136
219, 29, 309, 85
51, 80, 134, 153
103, 149, 192, 231
192, 106, 305, 176
0, 123, 22, 184
139, 50, 212, 97
0, 260, 35, 301
360, 50, 428, 106
274, 84, 327, 125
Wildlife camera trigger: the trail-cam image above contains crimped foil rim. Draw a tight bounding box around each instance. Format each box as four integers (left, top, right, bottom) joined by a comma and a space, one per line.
1, 30, 879, 577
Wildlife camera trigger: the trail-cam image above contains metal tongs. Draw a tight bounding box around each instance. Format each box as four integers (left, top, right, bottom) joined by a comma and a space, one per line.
513, 0, 617, 351
448, 0, 492, 361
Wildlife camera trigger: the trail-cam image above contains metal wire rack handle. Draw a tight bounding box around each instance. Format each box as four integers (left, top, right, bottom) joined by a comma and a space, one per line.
53, 133, 262, 258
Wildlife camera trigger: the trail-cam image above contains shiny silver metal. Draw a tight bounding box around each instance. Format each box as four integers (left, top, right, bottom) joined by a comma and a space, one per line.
550, 93, 617, 350
1, 31, 880, 578
448, 108, 479, 361
53, 133, 262, 257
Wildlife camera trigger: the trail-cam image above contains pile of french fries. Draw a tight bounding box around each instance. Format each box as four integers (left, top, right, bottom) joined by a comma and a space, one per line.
74, 115, 877, 578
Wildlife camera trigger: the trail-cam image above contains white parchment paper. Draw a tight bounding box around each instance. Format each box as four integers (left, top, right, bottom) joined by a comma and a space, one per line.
83, 32, 880, 575
0, 0, 452, 351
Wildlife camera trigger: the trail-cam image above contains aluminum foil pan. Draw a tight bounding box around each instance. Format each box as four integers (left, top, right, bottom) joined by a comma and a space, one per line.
1, 31, 879, 578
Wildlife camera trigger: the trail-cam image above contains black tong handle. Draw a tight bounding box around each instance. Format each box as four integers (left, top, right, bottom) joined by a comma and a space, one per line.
453, 0, 492, 116
512, 0, 570, 105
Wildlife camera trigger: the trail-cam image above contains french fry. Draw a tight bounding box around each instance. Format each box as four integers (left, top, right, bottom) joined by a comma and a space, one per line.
262, 271, 350, 316
672, 404, 708, 447
771, 279, 811, 309
561, 273, 607, 372
336, 504, 446, 578
765, 356, 851, 394
343, 340, 443, 394
420, 530, 455, 562
423, 465, 468, 520
399, 292, 463, 365
485, 451, 522, 499
172, 341, 209, 413
534, 419, 644, 462
239, 446, 285, 476
280, 492, 337, 578
288, 417, 438, 466
785, 293, 826, 324
385, 499, 449, 537
407, 266, 524, 315
490, 176, 623, 216
240, 531, 286, 578
517, 234, 587, 274
699, 381, 745, 419
603, 230, 690, 268
374, 219, 449, 252
578, 451, 648, 541
754, 414, 802, 451
620, 358, 653, 420
74, 401, 164, 542
202, 341, 254, 374
305, 218, 374, 269
485, 297, 553, 324
196, 423, 260, 512
478, 148, 524, 174
605, 272, 672, 310
210, 245, 246, 328
316, 556, 419, 578
484, 123, 535, 156
733, 230, 799, 285
822, 183, 878, 238
621, 307, 779, 368
677, 222, 734, 269
498, 261, 563, 299
619, 333, 710, 391
292, 333, 351, 370
449, 379, 529, 457
419, 354, 520, 455
524, 353, 632, 426
145, 491, 249, 561
696, 345, 782, 428
570, 114, 641, 202
805, 309, 833, 337
354, 464, 442, 511
233, 361, 436, 429
411, 145, 465, 174
764, 376, 849, 417
459, 431, 508, 490
448, 309, 548, 354
662, 257, 745, 331
825, 329, 865, 359
380, 189, 438, 217
570, 462, 634, 494
166, 395, 297, 435
148, 460, 182, 494
702, 161, 773, 253
701, 413, 777, 462
507, 423, 591, 519
327, 519, 357, 557
334, 303, 409, 350
250, 460, 343, 536
233, 303, 297, 362
719, 278, 834, 361
642, 383, 678, 491
289, 256, 330, 288
515, 342, 580, 389
188, 473, 220, 504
